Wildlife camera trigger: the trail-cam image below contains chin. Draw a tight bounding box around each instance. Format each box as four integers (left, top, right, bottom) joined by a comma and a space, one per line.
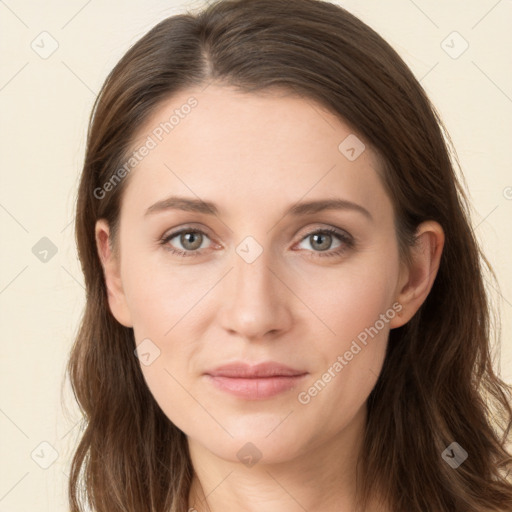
188, 418, 311, 466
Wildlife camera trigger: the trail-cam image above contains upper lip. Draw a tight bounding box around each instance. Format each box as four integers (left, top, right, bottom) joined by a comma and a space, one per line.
205, 362, 307, 378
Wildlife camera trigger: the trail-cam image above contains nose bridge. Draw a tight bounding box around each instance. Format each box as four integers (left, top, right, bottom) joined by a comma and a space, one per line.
219, 235, 291, 339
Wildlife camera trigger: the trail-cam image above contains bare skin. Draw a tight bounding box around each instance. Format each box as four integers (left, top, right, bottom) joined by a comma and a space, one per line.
95, 84, 444, 512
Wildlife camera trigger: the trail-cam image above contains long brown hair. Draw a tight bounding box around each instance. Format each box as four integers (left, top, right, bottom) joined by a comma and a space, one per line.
65, 0, 512, 510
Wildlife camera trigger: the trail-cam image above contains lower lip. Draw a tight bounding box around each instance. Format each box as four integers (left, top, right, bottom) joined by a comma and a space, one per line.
205, 374, 308, 400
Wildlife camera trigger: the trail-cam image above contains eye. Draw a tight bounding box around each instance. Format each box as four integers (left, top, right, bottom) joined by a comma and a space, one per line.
159, 226, 354, 258
295, 227, 354, 258
160, 228, 213, 257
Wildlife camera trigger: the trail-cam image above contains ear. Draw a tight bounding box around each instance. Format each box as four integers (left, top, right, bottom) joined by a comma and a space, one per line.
95, 219, 133, 328
389, 220, 445, 329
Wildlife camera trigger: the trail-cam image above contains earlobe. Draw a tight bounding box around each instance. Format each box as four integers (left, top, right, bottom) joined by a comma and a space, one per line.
95, 219, 133, 328
389, 221, 445, 329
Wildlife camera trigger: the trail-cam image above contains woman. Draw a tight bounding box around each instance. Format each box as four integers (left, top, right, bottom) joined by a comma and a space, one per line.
66, 0, 512, 510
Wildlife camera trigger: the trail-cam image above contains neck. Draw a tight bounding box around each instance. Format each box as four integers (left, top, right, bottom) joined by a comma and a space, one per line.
187, 405, 383, 512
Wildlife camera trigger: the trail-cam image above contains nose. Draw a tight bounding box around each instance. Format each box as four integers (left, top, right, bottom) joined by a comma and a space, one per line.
218, 245, 293, 342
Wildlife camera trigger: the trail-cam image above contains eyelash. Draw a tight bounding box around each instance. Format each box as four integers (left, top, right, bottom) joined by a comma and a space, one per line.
159, 226, 354, 259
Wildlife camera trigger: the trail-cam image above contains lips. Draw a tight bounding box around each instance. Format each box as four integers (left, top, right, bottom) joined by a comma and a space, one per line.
204, 362, 308, 400
207, 361, 307, 378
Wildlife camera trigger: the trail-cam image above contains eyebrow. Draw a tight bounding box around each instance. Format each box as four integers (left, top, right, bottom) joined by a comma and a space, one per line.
144, 196, 373, 221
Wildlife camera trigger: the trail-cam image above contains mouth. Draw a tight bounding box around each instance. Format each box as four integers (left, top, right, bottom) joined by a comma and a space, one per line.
204, 361, 308, 400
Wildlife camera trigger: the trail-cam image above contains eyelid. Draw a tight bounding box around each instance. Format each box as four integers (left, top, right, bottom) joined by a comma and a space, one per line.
161, 223, 215, 241
298, 225, 352, 241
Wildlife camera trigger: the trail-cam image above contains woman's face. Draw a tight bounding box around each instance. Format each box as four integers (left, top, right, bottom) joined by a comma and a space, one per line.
97, 84, 409, 464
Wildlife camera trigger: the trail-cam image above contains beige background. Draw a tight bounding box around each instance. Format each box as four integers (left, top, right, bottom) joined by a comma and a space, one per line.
0, 0, 511, 510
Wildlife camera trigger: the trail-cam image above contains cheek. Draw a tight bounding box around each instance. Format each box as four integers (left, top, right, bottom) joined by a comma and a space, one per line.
121, 250, 219, 431
296, 244, 400, 347
138, 358, 209, 439
125, 268, 208, 432
121, 246, 216, 337
292, 245, 398, 423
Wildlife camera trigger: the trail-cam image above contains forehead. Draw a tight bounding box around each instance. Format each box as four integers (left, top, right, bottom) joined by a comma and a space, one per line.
120, 84, 391, 222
